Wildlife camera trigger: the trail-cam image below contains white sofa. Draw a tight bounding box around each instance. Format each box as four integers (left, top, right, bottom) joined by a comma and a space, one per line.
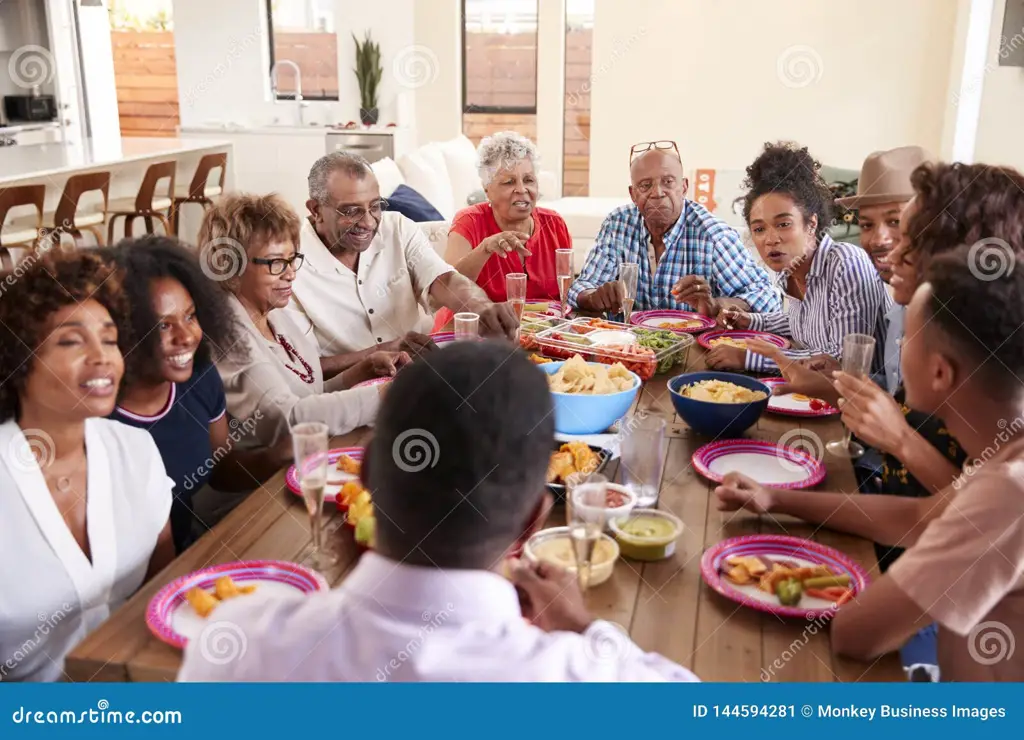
372, 135, 628, 268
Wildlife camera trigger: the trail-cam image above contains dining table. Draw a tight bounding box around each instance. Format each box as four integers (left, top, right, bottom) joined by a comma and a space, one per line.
64, 338, 905, 683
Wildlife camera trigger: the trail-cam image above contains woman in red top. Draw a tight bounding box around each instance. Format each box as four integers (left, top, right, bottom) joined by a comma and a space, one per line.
435, 132, 571, 330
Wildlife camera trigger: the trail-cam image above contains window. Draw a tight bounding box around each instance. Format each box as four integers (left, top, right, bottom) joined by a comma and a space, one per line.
462, 0, 538, 113
265, 0, 337, 100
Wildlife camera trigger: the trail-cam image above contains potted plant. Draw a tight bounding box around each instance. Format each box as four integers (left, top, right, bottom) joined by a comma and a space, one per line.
353, 32, 382, 126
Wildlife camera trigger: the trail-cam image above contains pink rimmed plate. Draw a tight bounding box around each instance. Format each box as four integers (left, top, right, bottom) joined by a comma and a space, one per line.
700, 535, 869, 618
629, 309, 716, 334
692, 439, 825, 489
285, 446, 363, 504
697, 329, 790, 350
430, 331, 455, 345
761, 378, 839, 418
352, 376, 391, 389
145, 560, 328, 649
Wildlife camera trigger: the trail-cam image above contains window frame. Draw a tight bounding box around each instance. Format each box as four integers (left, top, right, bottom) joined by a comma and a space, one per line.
461, 0, 539, 115
265, 0, 339, 102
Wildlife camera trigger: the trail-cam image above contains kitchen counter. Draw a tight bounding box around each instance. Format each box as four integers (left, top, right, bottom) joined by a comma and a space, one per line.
0, 121, 61, 134
180, 124, 402, 136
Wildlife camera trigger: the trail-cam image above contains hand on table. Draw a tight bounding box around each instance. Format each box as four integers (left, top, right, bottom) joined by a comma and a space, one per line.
577, 281, 624, 313
717, 305, 751, 330
705, 343, 747, 370
833, 371, 909, 456
366, 350, 411, 378
714, 472, 776, 514
476, 302, 520, 340
384, 331, 437, 357
481, 231, 533, 260
509, 558, 594, 634
672, 275, 719, 316
745, 339, 840, 406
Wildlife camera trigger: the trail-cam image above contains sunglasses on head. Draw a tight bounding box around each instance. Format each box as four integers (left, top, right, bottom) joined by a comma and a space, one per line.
630, 140, 681, 165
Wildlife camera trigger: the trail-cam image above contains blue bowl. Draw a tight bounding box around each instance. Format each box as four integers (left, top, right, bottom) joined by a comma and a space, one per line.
537, 361, 641, 435
668, 371, 770, 438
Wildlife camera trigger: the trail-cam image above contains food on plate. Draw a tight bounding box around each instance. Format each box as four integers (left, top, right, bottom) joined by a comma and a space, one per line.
681, 379, 767, 403
525, 302, 553, 313
528, 353, 553, 364
186, 575, 258, 618
586, 330, 637, 347
709, 337, 749, 349
802, 574, 851, 589
633, 328, 688, 374
547, 355, 635, 395
720, 556, 855, 607
336, 454, 361, 475
775, 578, 803, 606
527, 528, 618, 586
520, 318, 560, 336
551, 332, 594, 346
610, 510, 683, 561
347, 487, 376, 548
658, 320, 703, 330
574, 318, 622, 331
604, 488, 630, 508
791, 393, 811, 402
546, 441, 601, 484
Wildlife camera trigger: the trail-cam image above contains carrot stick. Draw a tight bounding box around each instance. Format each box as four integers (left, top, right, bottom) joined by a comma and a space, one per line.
834, 589, 854, 607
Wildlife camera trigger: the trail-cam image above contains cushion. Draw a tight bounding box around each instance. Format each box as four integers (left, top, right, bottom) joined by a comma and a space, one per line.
398, 143, 455, 220
466, 189, 487, 205
438, 134, 481, 212
385, 184, 445, 223
371, 157, 405, 198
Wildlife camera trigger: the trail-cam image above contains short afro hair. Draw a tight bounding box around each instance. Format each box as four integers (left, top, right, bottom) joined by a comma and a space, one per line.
742, 141, 834, 239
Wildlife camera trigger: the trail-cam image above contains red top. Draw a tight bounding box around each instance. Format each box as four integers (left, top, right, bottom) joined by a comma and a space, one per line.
432, 203, 571, 332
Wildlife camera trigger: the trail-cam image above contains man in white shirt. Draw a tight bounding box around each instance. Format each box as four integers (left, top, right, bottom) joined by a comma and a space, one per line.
178, 342, 698, 682
288, 152, 517, 375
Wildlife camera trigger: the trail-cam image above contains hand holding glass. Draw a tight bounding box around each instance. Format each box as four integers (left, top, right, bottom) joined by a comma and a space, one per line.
292, 422, 338, 569
826, 333, 877, 459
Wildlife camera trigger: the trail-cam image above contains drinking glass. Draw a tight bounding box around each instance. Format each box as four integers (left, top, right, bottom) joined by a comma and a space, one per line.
292, 422, 338, 569
620, 414, 667, 507
619, 262, 639, 324
567, 473, 608, 593
506, 272, 527, 340
454, 312, 480, 341
555, 248, 574, 319
826, 333, 877, 459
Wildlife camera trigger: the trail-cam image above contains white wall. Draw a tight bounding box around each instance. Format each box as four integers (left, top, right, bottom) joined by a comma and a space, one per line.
412, 0, 462, 145
974, 0, 1024, 171
587, 0, 960, 197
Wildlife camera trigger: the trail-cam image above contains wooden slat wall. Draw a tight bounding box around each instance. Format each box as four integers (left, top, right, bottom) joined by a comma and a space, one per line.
111, 31, 180, 138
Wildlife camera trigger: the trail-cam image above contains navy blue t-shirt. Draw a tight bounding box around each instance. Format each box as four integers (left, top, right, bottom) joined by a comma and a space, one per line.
111, 364, 227, 552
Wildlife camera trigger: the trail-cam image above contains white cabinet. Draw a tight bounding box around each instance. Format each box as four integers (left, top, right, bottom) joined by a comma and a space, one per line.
6, 125, 61, 145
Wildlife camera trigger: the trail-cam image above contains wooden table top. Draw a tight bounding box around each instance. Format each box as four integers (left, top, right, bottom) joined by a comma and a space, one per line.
65, 343, 905, 683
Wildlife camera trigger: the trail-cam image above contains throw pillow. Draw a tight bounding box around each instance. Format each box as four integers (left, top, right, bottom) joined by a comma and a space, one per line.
385, 184, 445, 222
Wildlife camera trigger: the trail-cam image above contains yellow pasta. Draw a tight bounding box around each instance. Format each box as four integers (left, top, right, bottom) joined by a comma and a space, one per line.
681, 379, 767, 404
547, 355, 635, 395
709, 337, 749, 349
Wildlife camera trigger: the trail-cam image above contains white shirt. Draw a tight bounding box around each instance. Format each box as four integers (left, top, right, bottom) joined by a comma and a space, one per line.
215, 295, 380, 449
0, 419, 172, 682
288, 214, 455, 354
177, 552, 699, 682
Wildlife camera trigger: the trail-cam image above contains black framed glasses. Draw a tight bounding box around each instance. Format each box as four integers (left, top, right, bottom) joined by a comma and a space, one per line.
252, 253, 305, 275
629, 140, 681, 164
334, 198, 389, 223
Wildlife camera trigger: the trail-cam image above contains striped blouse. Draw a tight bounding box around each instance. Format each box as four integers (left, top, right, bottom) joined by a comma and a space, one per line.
745, 235, 892, 373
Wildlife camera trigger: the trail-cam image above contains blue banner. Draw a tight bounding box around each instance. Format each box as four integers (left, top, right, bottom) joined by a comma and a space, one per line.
0, 684, 1018, 738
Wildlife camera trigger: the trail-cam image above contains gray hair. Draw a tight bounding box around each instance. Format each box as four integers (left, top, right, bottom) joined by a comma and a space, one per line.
308, 151, 373, 203
477, 131, 538, 185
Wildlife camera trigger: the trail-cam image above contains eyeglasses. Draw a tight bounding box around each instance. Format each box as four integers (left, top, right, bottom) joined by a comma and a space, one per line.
251, 253, 305, 276
333, 198, 389, 223
629, 140, 681, 164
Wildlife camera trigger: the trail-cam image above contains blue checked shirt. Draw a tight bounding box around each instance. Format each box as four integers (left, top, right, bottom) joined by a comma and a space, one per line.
568, 201, 780, 313
746, 236, 893, 374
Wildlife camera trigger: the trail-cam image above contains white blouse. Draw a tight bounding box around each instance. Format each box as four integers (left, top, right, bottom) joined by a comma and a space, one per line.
215, 295, 380, 449
0, 419, 172, 682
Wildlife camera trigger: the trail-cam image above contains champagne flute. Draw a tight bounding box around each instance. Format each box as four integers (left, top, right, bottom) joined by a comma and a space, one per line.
555, 248, 574, 319
292, 422, 339, 569
506, 272, 527, 341
568, 473, 608, 593
826, 333, 877, 459
619, 262, 639, 324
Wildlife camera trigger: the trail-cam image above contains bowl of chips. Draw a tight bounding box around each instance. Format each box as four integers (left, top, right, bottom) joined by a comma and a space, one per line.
538, 355, 641, 434
668, 371, 770, 438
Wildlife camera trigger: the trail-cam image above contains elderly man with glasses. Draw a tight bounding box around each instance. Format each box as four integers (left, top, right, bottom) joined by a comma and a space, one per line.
287, 152, 518, 372
569, 141, 779, 317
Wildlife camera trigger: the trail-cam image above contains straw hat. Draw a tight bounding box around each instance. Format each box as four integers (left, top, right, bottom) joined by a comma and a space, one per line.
836, 146, 932, 209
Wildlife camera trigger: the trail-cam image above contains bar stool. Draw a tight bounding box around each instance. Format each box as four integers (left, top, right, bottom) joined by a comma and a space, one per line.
38, 171, 111, 248
0, 184, 46, 269
172, 152, 227, 236
107, 160, 176, 243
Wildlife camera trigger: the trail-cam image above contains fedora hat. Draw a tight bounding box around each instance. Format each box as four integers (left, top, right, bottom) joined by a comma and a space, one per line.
836, 146, 932, 209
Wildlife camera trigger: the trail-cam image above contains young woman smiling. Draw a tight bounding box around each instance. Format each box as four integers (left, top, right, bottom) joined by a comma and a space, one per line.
708, 142, 890, 374
0, 253, 174, 682
101, 237, 290, 552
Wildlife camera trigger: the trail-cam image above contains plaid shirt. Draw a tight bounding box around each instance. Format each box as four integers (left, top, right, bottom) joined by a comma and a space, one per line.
567, 201, 780, 313
746, 235, 892, 373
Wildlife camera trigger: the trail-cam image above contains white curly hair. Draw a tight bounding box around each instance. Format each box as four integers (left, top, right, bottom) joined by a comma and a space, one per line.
477, 131, 539, 186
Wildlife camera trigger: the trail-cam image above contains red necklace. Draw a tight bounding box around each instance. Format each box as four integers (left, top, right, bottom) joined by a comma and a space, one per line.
276, 333, 316, 384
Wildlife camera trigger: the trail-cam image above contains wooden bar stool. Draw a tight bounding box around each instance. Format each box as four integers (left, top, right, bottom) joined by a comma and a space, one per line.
0, 184, 46, 269
107, 160, 176, 243
172, 152, 227, 236
37, 172, 111, 248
